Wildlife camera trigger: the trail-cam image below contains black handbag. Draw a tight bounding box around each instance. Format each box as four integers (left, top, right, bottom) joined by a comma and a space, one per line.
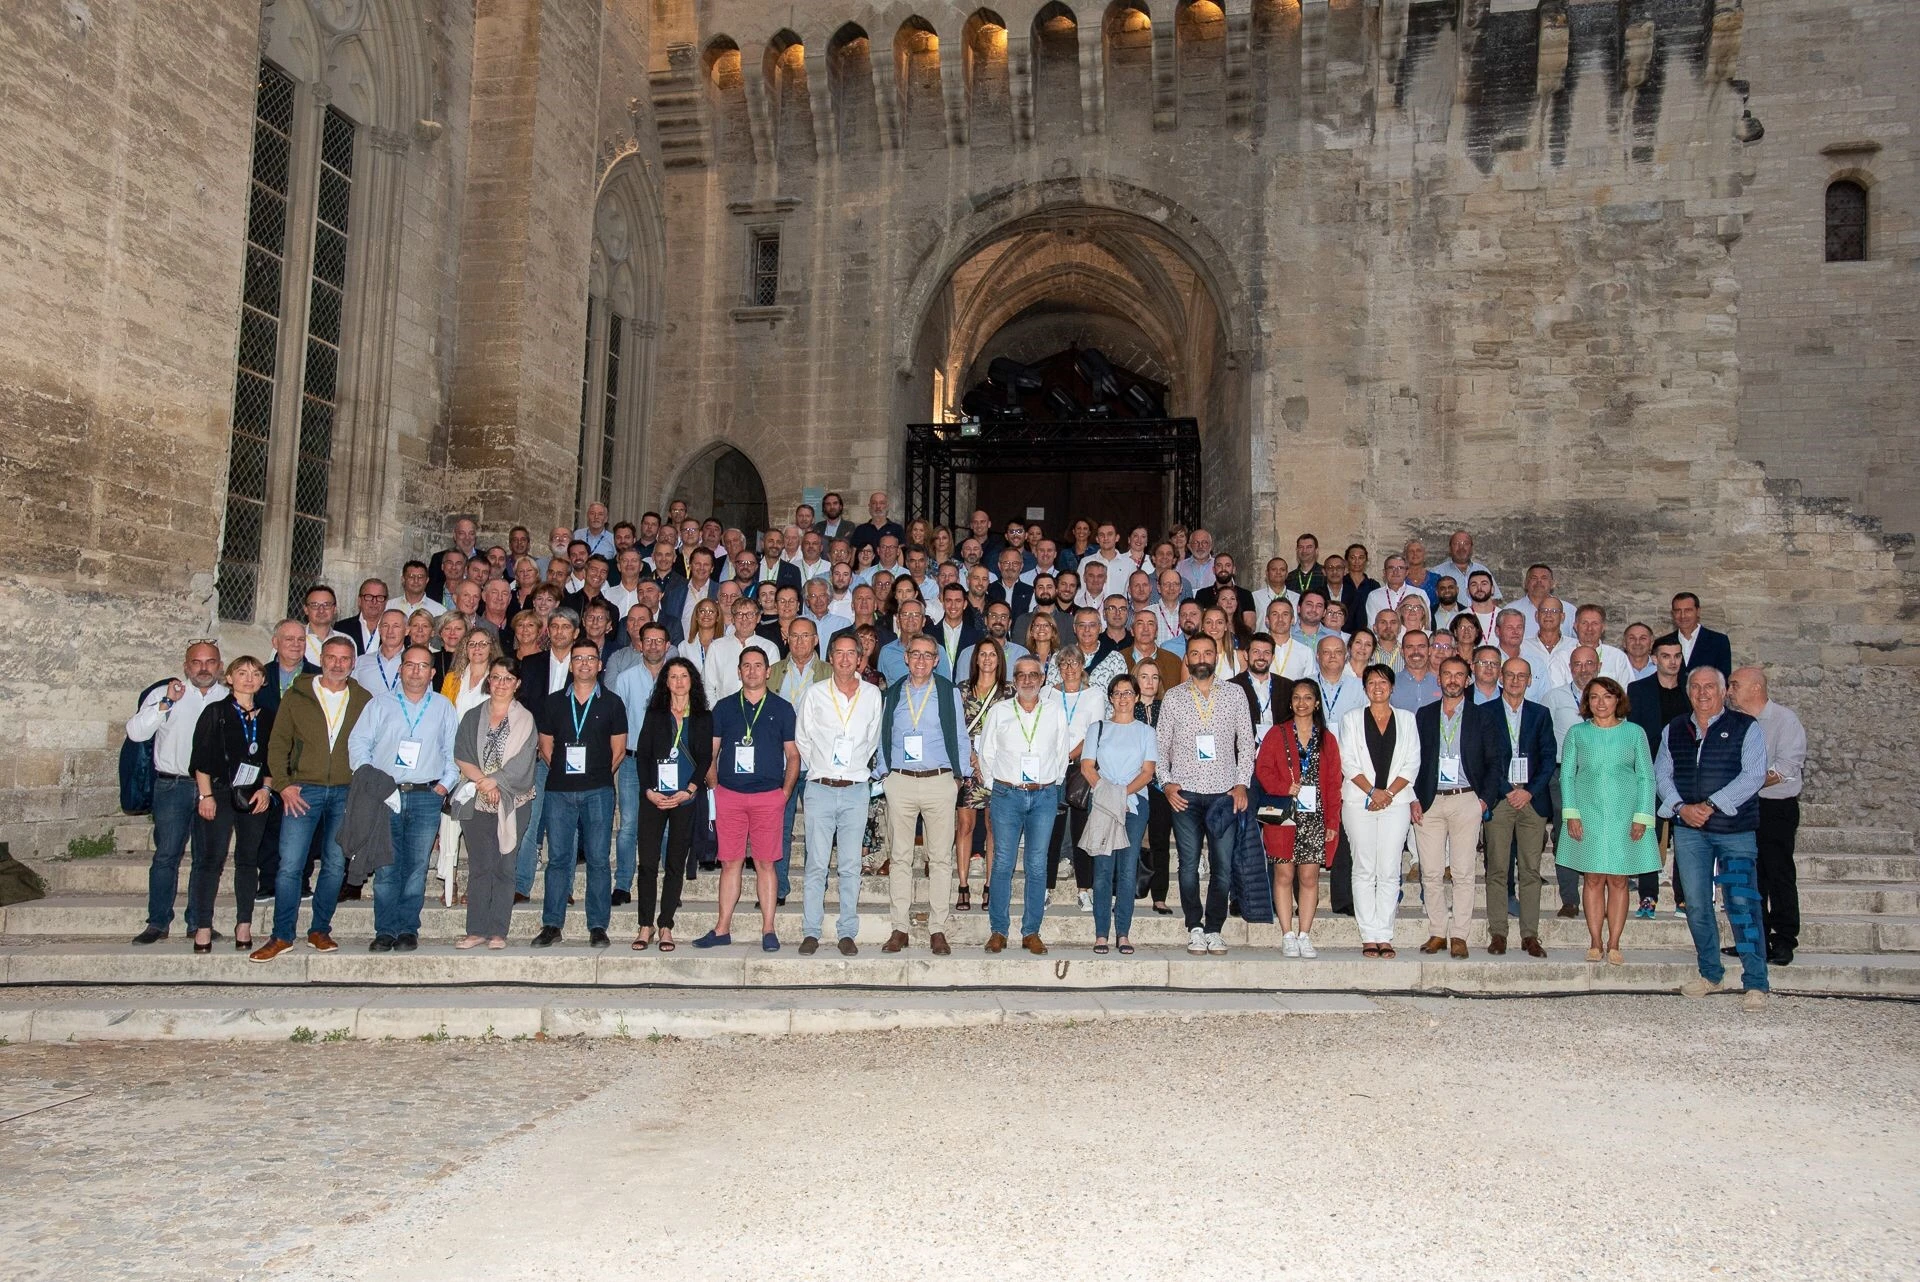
1065, 722, 1100, 811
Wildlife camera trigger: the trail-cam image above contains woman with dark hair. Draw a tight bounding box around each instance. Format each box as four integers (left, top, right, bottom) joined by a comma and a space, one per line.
1449, 611, 1483, 654
1025, 613, 1061, 668
452, 656, 539, 949
628, 657, 713, 950
1078, 673, 1156, 955
1213, 583, 1255, 642
1132, 661, 1175, 915
955, 638, 1008, 912
1255, 680, 1342, 957
189, 655, 276, 953
1345, 627, 1378, 683
1335, 664, 1418, 958
1557, 675, 1660, 965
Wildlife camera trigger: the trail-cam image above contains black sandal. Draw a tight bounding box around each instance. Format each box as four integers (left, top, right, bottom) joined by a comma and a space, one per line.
1153, 902, 1172, 915
1093, 943, 1110, 955
1117, 941, 1135, 955
956, 887, 971, 912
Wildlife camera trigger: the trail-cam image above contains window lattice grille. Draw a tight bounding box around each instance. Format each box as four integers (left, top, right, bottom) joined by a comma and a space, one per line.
751, 233, 780, 306
1825, 180, 1868, 262
599, 314, 623, 508
217, 62, 297, 623
575, 298, 594, 517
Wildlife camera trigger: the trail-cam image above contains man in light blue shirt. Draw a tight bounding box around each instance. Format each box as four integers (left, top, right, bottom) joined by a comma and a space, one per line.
346, 645, 459, 950
573, 502, 617, 559
958, 601, 1030, 678
1312, 634, 1365, 725
1432, 529, 1501, 602
878, 599, 952, 684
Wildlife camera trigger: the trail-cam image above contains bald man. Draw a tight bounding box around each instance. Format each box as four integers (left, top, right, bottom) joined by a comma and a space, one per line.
1729, 667, 1806, 966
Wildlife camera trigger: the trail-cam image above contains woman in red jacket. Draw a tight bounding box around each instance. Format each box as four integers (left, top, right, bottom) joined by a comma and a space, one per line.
1255, 680, 1343, 958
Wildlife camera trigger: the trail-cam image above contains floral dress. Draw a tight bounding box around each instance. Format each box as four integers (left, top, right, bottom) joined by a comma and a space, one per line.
960, 686, 1002, 809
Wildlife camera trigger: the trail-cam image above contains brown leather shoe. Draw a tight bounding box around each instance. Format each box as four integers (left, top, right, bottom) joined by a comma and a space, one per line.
1419, 935, 1447, 954
249, 938, 293, 963
513, 892, 530, 903
1487, 935, 1508, 955
882, 929, 910, 953
836, 937, 858, 956
1449, 937, 1468, 958
1522, 936, 1547, 958
307, 930, 338, 952
1556, 904, 1579, 919
1022, 933, 1048, 955
797, 936, 819, 956
929, 932, 951, 956
985, 933, 1007, 953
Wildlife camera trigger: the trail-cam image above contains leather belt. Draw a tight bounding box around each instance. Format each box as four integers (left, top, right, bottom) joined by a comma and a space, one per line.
893, 768, 951, 778
396, 782, 439, 793
814, 778, 859, 788
155, 771, 192, 781
998, 781, 1050, 792
1436, 785, 1475, 797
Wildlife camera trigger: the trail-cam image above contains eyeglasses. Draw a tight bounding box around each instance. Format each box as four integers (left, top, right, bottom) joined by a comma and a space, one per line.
400, 661, 434, 672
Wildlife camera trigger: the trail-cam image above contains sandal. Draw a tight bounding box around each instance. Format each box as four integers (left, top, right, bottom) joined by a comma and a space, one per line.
1117, 941, 1135, 955
956, 887, 971, 912
455, 935, 484, 950
486, 937, 507, 949
1093, 942, 1110, 955
1378, 944, 1396, 958
631, 932, 651, 951
1362, 943, 1381, 958
658, 937, 676, 952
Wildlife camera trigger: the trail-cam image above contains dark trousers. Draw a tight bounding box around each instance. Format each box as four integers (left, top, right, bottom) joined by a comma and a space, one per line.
1636, 817, 1679, 905
635, 797, 697, 927
1045, 804, 1091, 890
1757, 796, 1801, 954
1328, 827, 1354, 914
191, 795, 272, 931
1140, 786, 1173, 900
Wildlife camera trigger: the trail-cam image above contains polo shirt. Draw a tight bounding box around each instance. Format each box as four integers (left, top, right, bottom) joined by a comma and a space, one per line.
711, 689, 796, 794
539, 686, 627, 792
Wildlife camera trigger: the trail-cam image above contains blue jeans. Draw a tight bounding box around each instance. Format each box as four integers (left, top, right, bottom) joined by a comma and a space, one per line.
147, 776, 209, 932
373, 789, 442, 938
1090, 801, 1150, 940
989, 783, 1061, 939
801, 780, 865, 942
1674, 826, 1769, 992
615, 758, 640, 897
514, 771, 548, 895
1170, 790, 1239, 933
543, 786, 614, 932
775, 767, 806, 900
270, 783, 349, 943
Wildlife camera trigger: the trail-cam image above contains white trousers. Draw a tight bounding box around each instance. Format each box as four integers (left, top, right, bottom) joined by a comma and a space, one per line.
1346, 805, 1413, 944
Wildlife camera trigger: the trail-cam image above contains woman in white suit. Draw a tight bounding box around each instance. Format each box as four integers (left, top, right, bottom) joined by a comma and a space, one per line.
1337, 664, 1421, 957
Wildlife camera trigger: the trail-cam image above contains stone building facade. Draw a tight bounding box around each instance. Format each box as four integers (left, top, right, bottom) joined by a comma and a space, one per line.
0, 0, 1913, 855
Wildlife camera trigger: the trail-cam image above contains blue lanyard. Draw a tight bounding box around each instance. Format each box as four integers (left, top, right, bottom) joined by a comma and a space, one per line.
570, 690, 596, 741
376, 652, 399, 693
398, 693, 430, 740
1062, 689, 1081, 723
236, 704, 260, 754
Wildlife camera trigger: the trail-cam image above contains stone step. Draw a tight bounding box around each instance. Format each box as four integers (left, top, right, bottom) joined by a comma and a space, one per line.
0, 940, 1910, 999
1799, 853, 1920, 883
0, 987, 1384, 1044
7, 894, 1910, 952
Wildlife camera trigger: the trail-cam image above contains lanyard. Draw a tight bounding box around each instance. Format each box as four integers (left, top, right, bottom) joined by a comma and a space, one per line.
1504, 700, 1523, 752
398, 692, 430, 740
904, 680, 934, 728
376, 652, 400, 693
279, 666, 299, 694
1062, 689, 1082, 724
1191, 685, 1215, 726
668, 711, 685, 758
943, 629, 960, 668
236, 704, 260, 753
570, 690, 596, 742
1319, 680, 1339, 715
1015, 701, 1042, 748
1250, 677, 1271, 718
830, 684, 860, 729
737, 691, 767, 745
1293, 566, 1314, 594
1440, 705, 1462, 755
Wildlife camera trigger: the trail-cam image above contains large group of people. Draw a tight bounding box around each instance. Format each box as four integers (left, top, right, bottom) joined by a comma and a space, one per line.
124, 492, 1808, 1007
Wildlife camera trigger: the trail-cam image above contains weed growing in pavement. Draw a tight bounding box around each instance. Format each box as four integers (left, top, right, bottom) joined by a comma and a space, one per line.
289, 1026, 317, 1043
65, 833, 114, 859
322, 1028, 352, 1042
418, 1026, 450, 1043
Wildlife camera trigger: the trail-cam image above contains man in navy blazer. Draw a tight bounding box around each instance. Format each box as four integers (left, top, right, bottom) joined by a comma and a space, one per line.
1463, 655, 1559, 956
986, 547, 1035, 619
1653, 592, 1732, 678
659, 547, 721, 635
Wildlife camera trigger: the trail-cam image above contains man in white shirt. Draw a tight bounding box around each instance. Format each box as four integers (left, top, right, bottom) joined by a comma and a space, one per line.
978, 655, 1073, 954
1729, 666, 1808, 966
703, 599, 781, 700
826, 561, 856, 618
1074, 559, 1110, 612
1460, 571, 1501, 639
1251, 556, 1291, 620
1023, 538, 1063, 587
1553, 603, 1632, 688
351, 609, 410, 700
1519, 603, 1572, 693
1262, 600, 1316, 680
794, 633, 883, 955
1434, 529, 1500, 601
1508, 564, 1572, 641
604, 549, 647, 622
395, 560, 445, 619
1622, 621, 1658, 682
1363, 554, 1429, 626
1084, 522, 1126, 586
795, 529, 832, 582
126, 641, 228, 944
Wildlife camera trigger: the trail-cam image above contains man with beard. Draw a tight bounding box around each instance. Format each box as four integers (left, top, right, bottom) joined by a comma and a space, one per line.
1156, 635, 1255, 956
1165, 599, 1203, 660
126, 640, 228, 944
1014, 573, 1065, 648
1292, 588, 1337, 645
1461, 569, 1501, 638
813, 491, 851, 540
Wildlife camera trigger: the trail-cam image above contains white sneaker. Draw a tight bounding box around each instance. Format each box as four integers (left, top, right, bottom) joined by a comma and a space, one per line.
1296, 934, 1318, 959
1281, 931, 1300, 958
1679, 976, 1716, 998
1187, 927, 1207, 955
1077, 889, 1092, 914
1205, 931, 1228, 954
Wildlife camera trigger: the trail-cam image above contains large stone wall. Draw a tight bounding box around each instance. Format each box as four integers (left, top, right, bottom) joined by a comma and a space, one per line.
1733, 0, 1919, 543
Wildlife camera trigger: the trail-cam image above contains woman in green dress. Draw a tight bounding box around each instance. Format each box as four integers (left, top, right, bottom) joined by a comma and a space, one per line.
1557, 676, 1662, 964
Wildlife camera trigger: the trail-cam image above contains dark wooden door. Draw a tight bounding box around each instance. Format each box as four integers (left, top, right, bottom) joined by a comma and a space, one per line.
976, 469, 1166, 540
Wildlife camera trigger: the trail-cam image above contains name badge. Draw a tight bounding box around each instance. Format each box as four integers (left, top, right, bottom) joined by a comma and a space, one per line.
565, 744, 587, 775
734, 743, 756, 773
832, 735, 855, 768
656, 760, 679, 792
232, 763, 261, 787
903, 733, 925, 763
1298, 784, 1319, 813
394, 740, 421, 771
1508, 754, 1530, 786
1019, 754, 1042, 784
1196, 733, 1217, 762
1439, 754, 1462, 782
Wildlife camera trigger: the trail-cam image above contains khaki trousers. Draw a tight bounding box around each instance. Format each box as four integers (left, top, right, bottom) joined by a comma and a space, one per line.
885, 771, 956, 933
1484, 798, 1546, 940
1414, 791, 1481, 939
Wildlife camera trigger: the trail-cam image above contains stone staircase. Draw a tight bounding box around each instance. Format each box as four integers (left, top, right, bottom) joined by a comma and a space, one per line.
0, 803, 1912, 1039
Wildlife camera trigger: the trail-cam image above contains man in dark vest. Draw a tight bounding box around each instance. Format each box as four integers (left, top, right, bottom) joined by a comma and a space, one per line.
877, 635, 969, 956
1655, 666, 1769, 1009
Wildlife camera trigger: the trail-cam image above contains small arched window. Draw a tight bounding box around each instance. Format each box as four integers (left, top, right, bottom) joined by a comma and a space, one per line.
1825, 180, 1868, 262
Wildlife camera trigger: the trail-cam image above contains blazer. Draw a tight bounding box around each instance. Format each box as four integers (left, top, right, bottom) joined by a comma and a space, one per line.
339, 615, 381, 656
1229, 671, 1295, 734
1335, 706, 1421, 809
1462, 696, 1558, 817
987, 580, 1034, 619
1652, 627, 1732, 678
514, 649, 574, 714
661, 576, 719, 629
1412, 698, 1478, 809
260, 660, 322, 715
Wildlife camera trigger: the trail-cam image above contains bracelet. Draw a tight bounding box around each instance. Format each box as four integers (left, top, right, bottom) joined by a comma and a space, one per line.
199, 794, 213, 801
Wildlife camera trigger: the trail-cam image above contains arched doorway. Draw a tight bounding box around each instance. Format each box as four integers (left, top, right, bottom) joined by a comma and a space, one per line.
671, 443, 769, 535
896, 185, 1252, 546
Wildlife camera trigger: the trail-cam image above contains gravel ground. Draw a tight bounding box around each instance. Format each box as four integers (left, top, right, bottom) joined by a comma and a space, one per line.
4, 995, 1917, 1282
